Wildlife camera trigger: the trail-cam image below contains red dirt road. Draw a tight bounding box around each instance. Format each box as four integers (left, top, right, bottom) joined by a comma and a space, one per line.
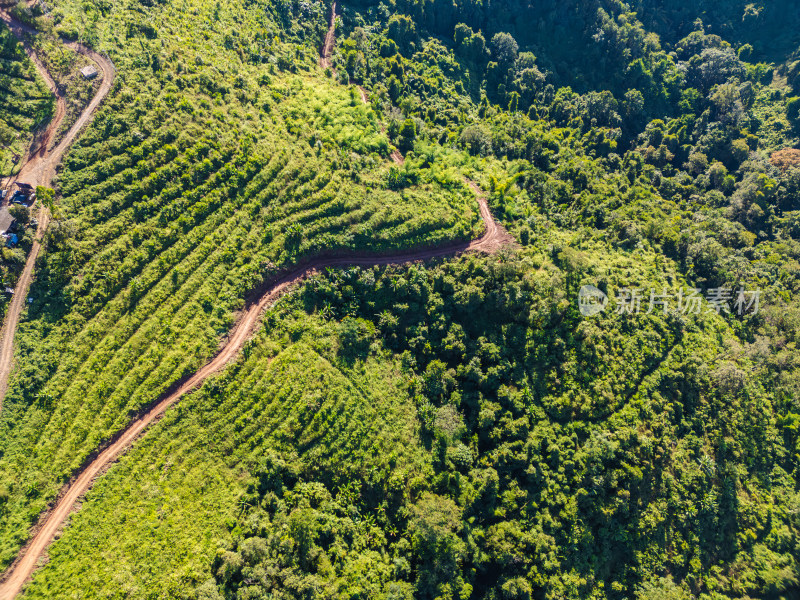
0, 183, 512, 599
0, 9, 115, 407
319, 1, 337, 70
0, 6, 511, 596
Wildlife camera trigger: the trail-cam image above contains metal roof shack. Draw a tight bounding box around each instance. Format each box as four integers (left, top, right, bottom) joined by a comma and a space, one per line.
12, 183, 34, 203
80, 65, 98, 79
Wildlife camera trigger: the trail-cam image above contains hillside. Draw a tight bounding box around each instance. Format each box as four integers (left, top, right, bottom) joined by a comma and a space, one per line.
0, 17, 52, 178
0, 0, 799, 599
0, 0, 484, 566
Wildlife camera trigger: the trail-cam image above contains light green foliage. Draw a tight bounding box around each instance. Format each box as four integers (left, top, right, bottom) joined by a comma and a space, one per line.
20, 247, 800, 599
0, 24, 53, 176
0, 0, 479, 572
3, 0, 800, 598
20, 313, 428, 598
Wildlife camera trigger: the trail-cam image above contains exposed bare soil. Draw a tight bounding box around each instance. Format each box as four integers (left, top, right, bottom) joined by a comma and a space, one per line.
0, 7, 513, 597
0, 8, 114, 407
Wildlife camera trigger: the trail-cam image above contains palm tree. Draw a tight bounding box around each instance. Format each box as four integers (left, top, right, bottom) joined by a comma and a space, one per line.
319, 302, 333, 320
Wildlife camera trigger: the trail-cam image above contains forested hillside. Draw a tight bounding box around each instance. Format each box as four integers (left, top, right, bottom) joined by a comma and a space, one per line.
1, 0, 800, 599
0, 0, 479, 572
632, 0, 800, 61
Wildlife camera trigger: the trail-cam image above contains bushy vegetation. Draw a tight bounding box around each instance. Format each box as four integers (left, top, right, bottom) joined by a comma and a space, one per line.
632, 0, 800, 62
3, 0, 800, 598
327, 0, 800, 373
0, 0, 478, 572
296, 255, 800, 599
20, 309, 428, 598
0, 199, 36, 305
19, 250, 800, 599
0, 22, 53, 176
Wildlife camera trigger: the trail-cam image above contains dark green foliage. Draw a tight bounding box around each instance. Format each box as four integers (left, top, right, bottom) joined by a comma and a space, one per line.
787, 96, 800, 127
8, 204, 29, 225
408, 492, 465, 597
21, 317, 430, 598
295, 254, 800, 599
632, 0, 800, 62
454, 23, 488, 65
388, 14, 417, 55
0, 25, 51, 300
5, 0, 800, 598
0, 0, 480, 572
490, 32, 518, 67
398, 117, 417, 151
338, 316, 374, 359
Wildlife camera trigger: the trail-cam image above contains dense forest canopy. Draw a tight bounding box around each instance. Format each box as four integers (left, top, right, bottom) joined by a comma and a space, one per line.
0, 0, 800, 599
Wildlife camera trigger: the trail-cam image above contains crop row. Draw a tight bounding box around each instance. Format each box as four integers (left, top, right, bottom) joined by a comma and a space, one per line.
0, 73, 476, 567
19, 316, 426, 597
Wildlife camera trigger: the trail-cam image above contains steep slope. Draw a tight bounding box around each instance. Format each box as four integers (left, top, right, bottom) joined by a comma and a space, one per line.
18, 318, 430, 597
16, 247, 800, 600
0, 176, 505, 599
0, 7, 114, 405
0, 0, 487, 580
0, 18, 52, 179
2, 0, 800, 598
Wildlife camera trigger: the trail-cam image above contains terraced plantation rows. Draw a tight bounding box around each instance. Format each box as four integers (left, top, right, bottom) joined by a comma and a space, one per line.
2, 0, 800, 595
0, 8, 114, 410
18, 312, 426, 597
0, 23, 52, 177
0, 70, 479, 569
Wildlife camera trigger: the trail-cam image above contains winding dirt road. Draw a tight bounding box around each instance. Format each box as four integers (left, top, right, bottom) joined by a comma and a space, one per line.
0, 5, 512, 597
0, 9, 115, 406
0, 186, 512, 600
319, 1, 337, 70
0, 12, 64, 169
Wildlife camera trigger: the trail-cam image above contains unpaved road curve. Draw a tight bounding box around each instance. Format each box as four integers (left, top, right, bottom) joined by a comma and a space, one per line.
0, 185, 512, 600
0, 7, 510, 596
0, 9, 114, 407
319, 1, 337, 69
0, 12, 65, 171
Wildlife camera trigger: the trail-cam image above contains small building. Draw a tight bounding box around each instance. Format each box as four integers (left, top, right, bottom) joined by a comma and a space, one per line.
15, 182, 33, 198
80, 65, 98, 80
12, 182, 33, 205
